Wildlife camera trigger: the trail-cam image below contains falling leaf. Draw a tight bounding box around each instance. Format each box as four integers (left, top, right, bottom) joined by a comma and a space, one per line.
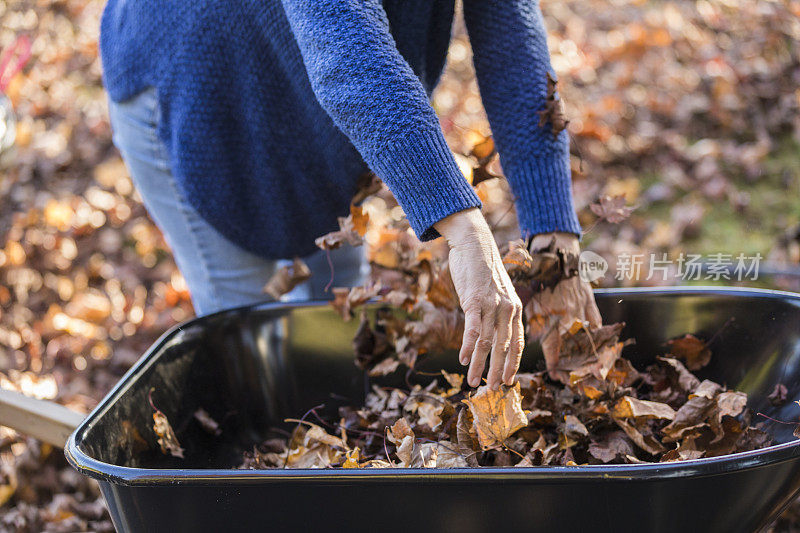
590, 194, 635, 224
262, 257, 311, 299
352, 312, 390, 370
314, 214, 364, 250
329, 284, 379, 321
368, 357, 400, 377
351, 172, 382, 205
349, 204, 369, 237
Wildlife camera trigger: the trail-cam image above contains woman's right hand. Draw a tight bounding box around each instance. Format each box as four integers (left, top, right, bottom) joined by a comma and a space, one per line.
434, 208, 524, 390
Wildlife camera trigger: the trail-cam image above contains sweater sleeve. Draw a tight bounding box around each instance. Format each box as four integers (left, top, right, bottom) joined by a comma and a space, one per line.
463, 0, 582, 239
280, 0, 480, 240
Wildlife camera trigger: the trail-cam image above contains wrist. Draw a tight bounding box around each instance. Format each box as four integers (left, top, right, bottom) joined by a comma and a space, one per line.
434, 208, 491, 248
529, 231, 580, 254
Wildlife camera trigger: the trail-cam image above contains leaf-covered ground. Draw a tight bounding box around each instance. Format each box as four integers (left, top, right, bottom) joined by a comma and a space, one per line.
0, 0, 799, 530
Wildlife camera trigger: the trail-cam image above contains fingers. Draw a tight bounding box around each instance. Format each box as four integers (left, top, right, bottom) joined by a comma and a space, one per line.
487, 300, 514, 389
541, 327, 561, 372
459, 307, 481, 366
468, 306, 495, 388
503, 304, 524, 386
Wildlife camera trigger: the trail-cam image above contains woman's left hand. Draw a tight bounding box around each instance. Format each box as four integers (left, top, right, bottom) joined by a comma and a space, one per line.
526, 232, 602, 374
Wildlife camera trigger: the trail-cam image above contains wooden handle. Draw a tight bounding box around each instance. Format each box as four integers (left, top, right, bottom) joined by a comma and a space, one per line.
0, 388, 84, 448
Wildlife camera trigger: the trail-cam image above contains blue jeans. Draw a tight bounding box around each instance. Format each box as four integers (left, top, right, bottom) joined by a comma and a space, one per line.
108, 88, 366, 315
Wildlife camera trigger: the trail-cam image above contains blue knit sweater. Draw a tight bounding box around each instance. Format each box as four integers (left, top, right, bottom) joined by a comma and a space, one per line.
100, 0, 581, 259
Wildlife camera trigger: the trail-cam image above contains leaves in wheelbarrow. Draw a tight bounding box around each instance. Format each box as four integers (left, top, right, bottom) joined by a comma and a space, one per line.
239, 310, 773, 469
463, 383, 528, 449
667, 334, 712, 371
193, 408, 222, 436
151, 408, 185, 459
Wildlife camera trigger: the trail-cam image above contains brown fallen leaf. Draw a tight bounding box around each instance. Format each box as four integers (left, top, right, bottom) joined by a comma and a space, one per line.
663, 396, 716, 437
388, 418, 414, 446
441, 370, 464, 395
150, 402, 184, 459
463, 383, 528, 450
716, 391, 747, 419
538, 72, 569, 138
768, 383, 788, 406
656, 356, 701, 393
193, 408, 221, 436
262, 257, 311, 300
329, 284, 379, 321
352, 312, 390, 370
590, 194, 634, 224
668, 334, 712, 371
588, 431, 634, 463
614, 418, 666, 455
314, 212, 364, 251
613, 396, 676, 421
456, 408, 480, 466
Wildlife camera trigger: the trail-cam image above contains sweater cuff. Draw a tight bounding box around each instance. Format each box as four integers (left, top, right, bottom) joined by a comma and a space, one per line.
368, 127, 482, 241
502, 151, 582, 239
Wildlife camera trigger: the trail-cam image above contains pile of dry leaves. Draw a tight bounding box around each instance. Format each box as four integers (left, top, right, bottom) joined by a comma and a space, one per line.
241, 301, 771, 469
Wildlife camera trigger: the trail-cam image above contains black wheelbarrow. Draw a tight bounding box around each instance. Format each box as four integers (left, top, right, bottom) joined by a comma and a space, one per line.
7, 287, 800, 532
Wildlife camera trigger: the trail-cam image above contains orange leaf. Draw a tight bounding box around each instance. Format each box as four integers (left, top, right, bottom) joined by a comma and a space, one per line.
463, 383, 528, 449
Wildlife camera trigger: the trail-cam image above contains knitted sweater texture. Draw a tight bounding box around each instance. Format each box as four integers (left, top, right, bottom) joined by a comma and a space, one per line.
100, 0, 581, 258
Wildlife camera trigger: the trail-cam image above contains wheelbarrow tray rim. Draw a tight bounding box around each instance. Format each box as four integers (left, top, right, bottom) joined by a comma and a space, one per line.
65, 286, 800, 487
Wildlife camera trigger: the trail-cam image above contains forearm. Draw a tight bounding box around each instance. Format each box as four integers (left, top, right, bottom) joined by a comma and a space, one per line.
281, 0, 480, 240
463, 0, 581, 238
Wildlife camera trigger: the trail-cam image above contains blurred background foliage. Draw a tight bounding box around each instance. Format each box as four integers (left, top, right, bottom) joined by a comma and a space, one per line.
0, 0, 798, 530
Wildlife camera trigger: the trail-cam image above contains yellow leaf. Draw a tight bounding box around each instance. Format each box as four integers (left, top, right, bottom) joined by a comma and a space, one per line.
342, 448, 361, 468
463, 383, 528, 449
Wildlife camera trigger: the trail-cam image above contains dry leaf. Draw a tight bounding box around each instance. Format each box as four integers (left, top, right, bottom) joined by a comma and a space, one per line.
613, 396, 676, 421
463, 383, 528, 449
538, 72, 569, 138
152, 410, 184, 459
193, 408, 221, 436
262, 257, 311, 299
590, 194, 634, 224
668, 334, 712, 371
